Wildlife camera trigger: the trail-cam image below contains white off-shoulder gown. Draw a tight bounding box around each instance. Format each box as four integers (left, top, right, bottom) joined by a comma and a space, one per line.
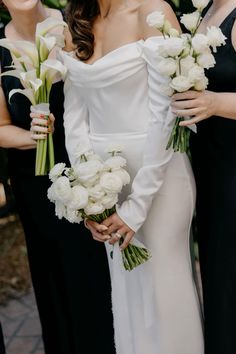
59, 37, 204, 354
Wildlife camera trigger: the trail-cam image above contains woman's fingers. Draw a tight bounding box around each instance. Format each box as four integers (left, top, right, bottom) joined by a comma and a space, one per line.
30, 113, 55, 134
31, 124, 48, 133
172, 107, 204, 118
108, 226, 127, 245
85, 220, 111, 242
172, 90, 200, 101
31, 117, 49, 126
119, 231, 135, 250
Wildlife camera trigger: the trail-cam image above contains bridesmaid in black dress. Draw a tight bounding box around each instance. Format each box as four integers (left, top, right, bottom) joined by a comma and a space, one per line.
0, 1, 115, 353
172, 1, 236, 353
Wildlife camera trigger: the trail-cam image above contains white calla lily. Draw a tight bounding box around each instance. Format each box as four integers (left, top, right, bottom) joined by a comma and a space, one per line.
13, 41, 39, 68
9, 88, 36, 105
0, 69, 22, 80
29, 78, 43, 93
40, 58, 67, 85
20, 69, 37, 83
38, 35, 57, 61
0, 39, 22, 58
11, 54, 34, 71
46, 33, 65, 48
36, 17, 67, 41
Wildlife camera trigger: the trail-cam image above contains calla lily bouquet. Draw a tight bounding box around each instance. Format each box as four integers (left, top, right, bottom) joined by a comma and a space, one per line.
47, 144, 152, 271
146, 0, 226, 153
0, 17, 67, 175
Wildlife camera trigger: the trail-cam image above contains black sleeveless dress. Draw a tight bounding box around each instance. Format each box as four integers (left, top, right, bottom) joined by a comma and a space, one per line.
190, 8, 236, 354
0, 26, 115, 354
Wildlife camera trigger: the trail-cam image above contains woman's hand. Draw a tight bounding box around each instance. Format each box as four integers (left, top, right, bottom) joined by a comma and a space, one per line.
30, 112, 55, 140
102, 213, 135, 250
84, 219, 111, 243
171, 90, 217, 126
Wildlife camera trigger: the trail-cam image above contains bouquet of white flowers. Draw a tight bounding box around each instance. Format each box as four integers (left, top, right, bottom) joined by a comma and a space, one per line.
0, 17, 67, 175
47, 145, 152, 271
146, 0, 226, 152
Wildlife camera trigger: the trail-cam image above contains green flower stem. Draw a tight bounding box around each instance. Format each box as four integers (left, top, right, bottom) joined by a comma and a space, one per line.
40, 137, 48, 175
166, 116, 190, 153
48, 132, 55, 170
36, 139, 44, 176
123, 247, 136, 270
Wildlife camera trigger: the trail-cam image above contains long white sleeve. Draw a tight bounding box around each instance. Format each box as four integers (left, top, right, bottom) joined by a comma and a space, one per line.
63, 75, 91, 167
116, 38, 175, 232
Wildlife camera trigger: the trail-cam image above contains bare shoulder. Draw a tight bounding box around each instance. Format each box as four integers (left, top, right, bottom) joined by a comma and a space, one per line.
138, 0, 180, 38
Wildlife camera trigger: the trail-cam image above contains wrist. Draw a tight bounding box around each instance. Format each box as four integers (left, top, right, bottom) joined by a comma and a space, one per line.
212, 92, 223, 117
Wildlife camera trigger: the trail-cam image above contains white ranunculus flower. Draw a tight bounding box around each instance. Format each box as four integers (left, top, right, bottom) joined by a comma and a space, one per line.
113, 169, 131, 186
100, 172, 123, 194
188, 64, 205, 83
180, 11, 201, 32
49, 163, 66, 182
104, 156, 127, 171
163, 20, 172, 35
169, 28, 180, 38
146, 11, 165, 29
156, 57, 177, 76
68, 185, 89, 210
47, 184, 56, 202
207, 26, 227, 53
197, 51, 216, 69
74, 140, 93, 160
84, 202, 105, 216
101, 194, 118, 210
88, 184, 106, 202
160, 83, 175, 97
192, 33, 209, 53
192, 0, 210, 11
64, 167, 76, 181
161, 37, 186, 57
194, 76, 209, 91
53, 176, 72, 203
170, 76, 193, 92
55, 201, 67, 219
180, 55, 195, 76
66, 208, 83, 224
74, 160, 103, 184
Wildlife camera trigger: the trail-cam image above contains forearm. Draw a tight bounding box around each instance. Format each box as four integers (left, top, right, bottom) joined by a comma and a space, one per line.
214, 92, 236, 120
0, 125, 36, 150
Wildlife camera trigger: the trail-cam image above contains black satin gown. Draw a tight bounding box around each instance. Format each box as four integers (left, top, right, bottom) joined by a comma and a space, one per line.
0, 26, 115, 354
190, 8, 236, 354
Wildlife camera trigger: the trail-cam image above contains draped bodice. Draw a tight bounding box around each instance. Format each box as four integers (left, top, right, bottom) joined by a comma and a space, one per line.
59, 37, 165, 137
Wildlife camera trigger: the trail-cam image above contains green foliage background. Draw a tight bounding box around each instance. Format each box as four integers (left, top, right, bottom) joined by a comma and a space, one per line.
0, 0, 194, 24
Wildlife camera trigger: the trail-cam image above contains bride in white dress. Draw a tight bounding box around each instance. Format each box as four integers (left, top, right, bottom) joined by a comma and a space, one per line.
61, 0, 204, 353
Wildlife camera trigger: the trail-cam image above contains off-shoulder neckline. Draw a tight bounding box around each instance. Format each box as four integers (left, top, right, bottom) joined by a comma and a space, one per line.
61, 36, 164, 66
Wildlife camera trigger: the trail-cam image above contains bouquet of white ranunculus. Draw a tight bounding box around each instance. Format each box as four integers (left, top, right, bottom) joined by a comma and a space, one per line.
146, 0, 226, 152
0, 17, 67, 175
48, 145, 152, 271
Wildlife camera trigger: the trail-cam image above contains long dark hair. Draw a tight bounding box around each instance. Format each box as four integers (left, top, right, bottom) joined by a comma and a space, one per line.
66, 0, 99, 61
